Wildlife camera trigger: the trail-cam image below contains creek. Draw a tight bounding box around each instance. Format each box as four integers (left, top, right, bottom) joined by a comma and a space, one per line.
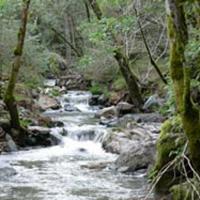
0, 91, 152, 200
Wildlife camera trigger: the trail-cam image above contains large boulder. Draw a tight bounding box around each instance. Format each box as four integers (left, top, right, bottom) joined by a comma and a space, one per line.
115, 141, 155, 172
37, 95, 61, 111
102, 124, 160, 172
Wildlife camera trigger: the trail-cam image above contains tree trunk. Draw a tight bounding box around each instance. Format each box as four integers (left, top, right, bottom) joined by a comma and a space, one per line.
114, 49, 143, 107
166, 0, 200, 174
4, 0, 30, 141
88, 0, 143, 108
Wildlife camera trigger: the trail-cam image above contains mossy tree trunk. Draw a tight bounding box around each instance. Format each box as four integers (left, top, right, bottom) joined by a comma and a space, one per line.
166, 0, 200, 174
4, 0, 30, 132
88, 0, 143, 108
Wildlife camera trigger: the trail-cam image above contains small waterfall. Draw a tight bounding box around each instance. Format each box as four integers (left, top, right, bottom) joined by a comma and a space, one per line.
62, 124, 107, 142
61, 91, 93, 113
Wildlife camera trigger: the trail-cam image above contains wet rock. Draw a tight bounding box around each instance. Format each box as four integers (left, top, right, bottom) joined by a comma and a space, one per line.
5, 134, 18, 152
0, 100, 6, 110
27, 126, 61, 146
0, 127, 8, 153
0, 127, 17, 153
69, 129, 96, 141
115, 141, 156, 172
98, 94, 109, 105
89, 94, 109, 106
31, 88, 39, 99
119, 113, 165, 124
0, 118, 10, 132
89, 95, 100, 106
37, 116, 53, 127
102, 124, 160, 172
116, 101, 135, 115
95, 106, 118, 118
99, 117, 119, 127
143, 95, 164, 110
37, 95, 61, 111
81, 161, 112, 171
78, 147, 87, 152
102, 130, 134, 154
48, 120, 64, 128
64, 103, 80, 112
0, 167, 17, 179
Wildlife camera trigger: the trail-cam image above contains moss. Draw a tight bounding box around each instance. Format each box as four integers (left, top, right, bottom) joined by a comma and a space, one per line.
170, 179, 200, 200
155, 117, 185, 170
152, 117, 187, 195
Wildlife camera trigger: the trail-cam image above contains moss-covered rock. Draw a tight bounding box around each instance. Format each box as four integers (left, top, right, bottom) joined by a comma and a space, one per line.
155, 117, 185, 170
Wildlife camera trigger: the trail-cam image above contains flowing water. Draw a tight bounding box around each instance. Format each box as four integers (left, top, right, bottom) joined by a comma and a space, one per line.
0, 91, 152, 200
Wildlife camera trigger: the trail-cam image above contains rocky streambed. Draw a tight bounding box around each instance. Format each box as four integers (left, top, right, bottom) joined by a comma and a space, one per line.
0, 90, 162, 200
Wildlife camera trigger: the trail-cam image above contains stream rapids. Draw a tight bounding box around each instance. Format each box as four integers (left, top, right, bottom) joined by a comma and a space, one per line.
0, 91, 152, 200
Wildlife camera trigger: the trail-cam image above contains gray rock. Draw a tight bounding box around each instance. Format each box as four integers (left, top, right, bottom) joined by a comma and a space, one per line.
100, 117, 119, 127
27, 126, 61, 146
43, 79, 56, 87
0, 167, 17, 180
102, 123, 161, 172
143, 95, 165, 110
119, 113, 165, 124
98, 94, 109, 105
81, 161, 112, 171
5, 134, 18, 152
64, 103, 79, 112
115, 141, 156, 172
89, 95, 100, 106
95, 106, 118, 118
89, 94, 109, 106
37, 95, 61, 111
102, 131, 132, 154
116, 101, 134, 115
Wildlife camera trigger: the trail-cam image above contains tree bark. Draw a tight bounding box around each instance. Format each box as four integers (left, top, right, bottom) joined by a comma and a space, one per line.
166, 0, 200, 174
4, 0, 30, 133
88, 0, 143, 108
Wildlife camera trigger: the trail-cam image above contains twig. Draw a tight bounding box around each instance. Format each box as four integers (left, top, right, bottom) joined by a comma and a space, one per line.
134, 7, 168, 85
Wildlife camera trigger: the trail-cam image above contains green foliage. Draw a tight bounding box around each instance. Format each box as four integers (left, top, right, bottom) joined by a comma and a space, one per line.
89, 83, 103, 95
20, 118, 32, 128
49, 88, 61, 97
112, 76, 126, 91
89, 82, 110, 98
